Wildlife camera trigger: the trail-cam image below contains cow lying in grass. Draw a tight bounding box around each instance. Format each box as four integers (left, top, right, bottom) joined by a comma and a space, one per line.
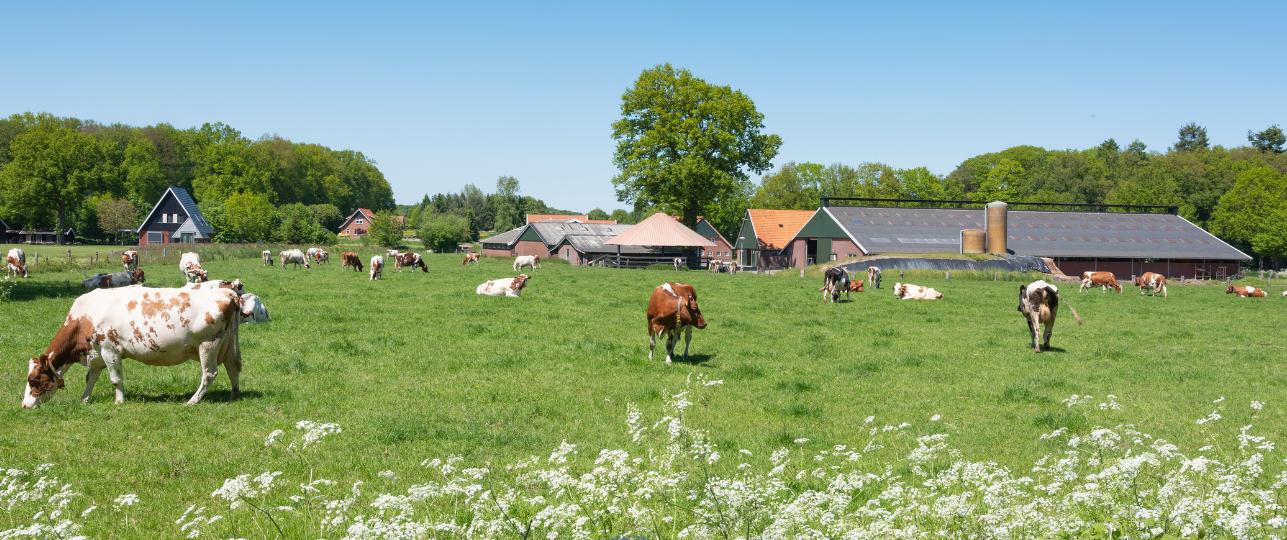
894, 283, 943, 300
820, 267, 851, 303
1080, 271, 1122, 293
849, 280, 864, 292
1018, 280, 1082, 353
647, 282, 706, 364
1137, 272, 1167, 297
22, 286, 250, 408
476, 274, 530, 297
81, 270, 146, 290
1227, 284, 1267, 297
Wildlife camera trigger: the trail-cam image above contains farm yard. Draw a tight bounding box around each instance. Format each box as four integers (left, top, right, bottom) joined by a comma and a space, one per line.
2, 251, 1286, 539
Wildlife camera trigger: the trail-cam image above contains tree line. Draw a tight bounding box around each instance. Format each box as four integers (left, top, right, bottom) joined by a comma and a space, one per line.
0, 111, 395, 244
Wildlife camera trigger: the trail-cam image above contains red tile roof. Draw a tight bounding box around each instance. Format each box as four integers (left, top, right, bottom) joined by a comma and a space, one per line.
746, 209, 815, 250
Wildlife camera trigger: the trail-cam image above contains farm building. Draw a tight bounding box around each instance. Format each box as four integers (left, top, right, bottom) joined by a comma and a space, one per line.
135, 187, 214, 245
337, 208, 377, 238
732, 209, 816, 268
776, 198, 1250, 279
1, 217, 16, 243
526, 214, 617, 224
16, 227, 76, 245
482, 220, 635, 260
674, 216, 735, 265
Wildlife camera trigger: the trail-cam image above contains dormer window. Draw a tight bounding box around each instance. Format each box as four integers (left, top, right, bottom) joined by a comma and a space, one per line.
173, 214, 180, 223
160, 214, 167, 223
356, 219, 364, 224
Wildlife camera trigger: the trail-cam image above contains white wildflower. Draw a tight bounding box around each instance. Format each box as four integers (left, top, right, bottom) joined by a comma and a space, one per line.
793, 438, 809, 444
930, 414, 941, 421
1252, 400, 1265, 410
378, 470, 397, 482
263, 429, 284, 446
114, 493, 138, 507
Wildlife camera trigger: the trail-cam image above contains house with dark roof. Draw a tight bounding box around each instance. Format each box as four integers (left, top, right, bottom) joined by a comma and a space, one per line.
136, 187, 215, 245
783, 200, 1250, 278
337, 208, 376, 238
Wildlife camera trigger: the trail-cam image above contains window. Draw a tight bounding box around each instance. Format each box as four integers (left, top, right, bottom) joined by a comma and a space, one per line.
173, 214, 180, 223
356, 219, 364, 225
181, 233, 194, 243
160, 214, 167, 224
147, 232, 163, 244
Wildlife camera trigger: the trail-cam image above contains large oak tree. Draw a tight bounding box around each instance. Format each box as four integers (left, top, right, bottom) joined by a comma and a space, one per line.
611, 64, 781, 227
0, 127, 111, 244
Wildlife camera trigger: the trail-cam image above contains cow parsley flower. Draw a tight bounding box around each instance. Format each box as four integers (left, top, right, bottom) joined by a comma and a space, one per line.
378, 470, 397, 482
1214, 396, 1225, 403
930, 414, 941, 422
1252, 401, 1265, 410
114, 493, 138, 507
291, 421, 342, 449
263, 429, 284, 447
793, 438, 809, 444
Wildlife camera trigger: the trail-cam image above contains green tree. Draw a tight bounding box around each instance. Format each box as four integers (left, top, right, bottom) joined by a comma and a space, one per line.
493, 175, 523, 231
308, 203, 344, 231
277, 203, 321, 245
464, 208, 479, 241
420, 212, 471, 253
366, 210, 404, 248
95, 197, 138, 243
0, 127, 111, 244
1249, 125, 1286, 154
1208, 167, 1287, 245
1252, 208, 1287, 265
223, 191, 277, 243
1175, 122, 1210, 152
750, 162, 820, 210
611, 63, 782, 227
123, 137, 165, 204
587, 208, 610, 221
973, 158, 1026, 201
609, 209, 632, 224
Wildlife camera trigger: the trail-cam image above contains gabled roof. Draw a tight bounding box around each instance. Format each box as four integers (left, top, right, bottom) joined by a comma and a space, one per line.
676, 216, 732, 247
175, 218, 211, 239
555, 234, 653, 254
481, 225, 529, 247
528, 214, 587, 223
825, 205, 1251, 260
531, 221, 634, 247
745, 209, 815, 251
138, 187, 215, 235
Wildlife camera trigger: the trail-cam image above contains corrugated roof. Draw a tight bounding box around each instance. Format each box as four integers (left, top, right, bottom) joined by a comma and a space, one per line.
560, 234, 654, 254
531, 222, 634, 247
825, 206, 1251, 260
604, 212, 715, 247
746, 209, 815, 250
527, 214, 587, 223
482, 225, 528, 247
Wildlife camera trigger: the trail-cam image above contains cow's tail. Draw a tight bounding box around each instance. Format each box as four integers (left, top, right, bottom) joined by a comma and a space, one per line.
1055, 293, 1084, 325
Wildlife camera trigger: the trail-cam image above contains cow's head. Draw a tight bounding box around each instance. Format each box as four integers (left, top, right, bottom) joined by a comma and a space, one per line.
240, 293, 270, 324
1226, 284, 1236, 294
132, 269, 146, 284
22, 355, 61, 409
893, 283, 905, 297
685, 295, 707, 329
511, 274, 530, 291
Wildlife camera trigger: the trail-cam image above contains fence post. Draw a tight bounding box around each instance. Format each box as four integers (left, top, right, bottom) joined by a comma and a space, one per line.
946, 270, 950, 281
994, 272, 998, 281
899, 269, 904, 279
799, 268, 804, 278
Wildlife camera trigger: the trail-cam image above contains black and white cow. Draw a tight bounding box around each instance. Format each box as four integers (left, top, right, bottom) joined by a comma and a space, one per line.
1017, 280, 1083, 353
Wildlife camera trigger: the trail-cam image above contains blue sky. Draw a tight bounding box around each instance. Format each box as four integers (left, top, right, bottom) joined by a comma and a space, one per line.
3, 1, 1283, 211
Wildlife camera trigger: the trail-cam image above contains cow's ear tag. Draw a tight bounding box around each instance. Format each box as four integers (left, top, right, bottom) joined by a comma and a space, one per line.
56, 377, 65, 389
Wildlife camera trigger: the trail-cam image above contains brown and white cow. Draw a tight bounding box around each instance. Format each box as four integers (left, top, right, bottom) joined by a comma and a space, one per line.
280, 249, 310, 270
647, 282, 707, 364
1079, 271, 1122, 293
7, 248, 29, 278
369, 255, 384, 280
1136, 272, 1168, 297
341, 251, 363, 272
1017, 280, 1083, 353
122, 250, 139, 272
262, 250, 273, 267
22, 287, 246, 408
867, 267, 882, 289
306, 248, 322, 264
386, 249, 400, 260
893, 282, 943, 300
849, 280, 864, 292
180, 252, 208, 283
395, 252, 427, 273
462, 253, 480, 265
315, 250, 329, 264
514, 255, 541, 271
1227, 284, 1267, 297
81, 270, 146, 290
476, 274, 530, 297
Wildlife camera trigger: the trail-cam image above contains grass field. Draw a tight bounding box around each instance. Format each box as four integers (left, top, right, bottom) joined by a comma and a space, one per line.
1, 251, 1285, 538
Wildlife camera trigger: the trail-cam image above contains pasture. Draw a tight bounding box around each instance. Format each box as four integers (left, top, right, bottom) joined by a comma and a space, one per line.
1, 252, 1285, 538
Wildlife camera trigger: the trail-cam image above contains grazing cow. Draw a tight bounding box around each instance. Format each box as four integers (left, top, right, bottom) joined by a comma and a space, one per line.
341, 251, 363, 272
819, 267, 851, 303
184, 280, 270, 324
462, 253, 480, 265
1136, 272, 1168, 297
893, 282, 944, 300
262, 250, 273, 267
386, 249, 400, 260
306, 248, 322, 263
369, 255, 384, 280
1079, 271, 1122, 293
80, 270, 146, 290
708, 261, 721, 273
646, 282, 707, 364
180, 252, 208, 283
1017, 280, 1083, 353
7, 248, 29, 278
122, 250, 139, 272
1227, 284, 1267, 297
673, 258, 684, 271
316, 250, 329, 264
868, 267, 882, 289
280, 249, 310, 270
396, 252, 427, 273
849, 280, 864, 292
514, 255, 541, 271
476, 274, 531, 297
21, 287, 245, 409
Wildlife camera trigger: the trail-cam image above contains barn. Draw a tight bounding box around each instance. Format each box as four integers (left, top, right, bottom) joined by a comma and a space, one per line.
135, 187, 215, 245
778, 198, 1250, 279
732, 209, 815, 268
675, 216, 735, 266
482, 220, 635, 260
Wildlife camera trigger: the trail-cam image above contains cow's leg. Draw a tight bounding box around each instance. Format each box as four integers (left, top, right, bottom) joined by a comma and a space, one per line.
648, 322, 657, 360
100, 350, 128, 403
682, 325, 693, 361
1162, 284, 1167, 298
665, 331, 678, 364
1026, 314, 1040, 353
224, 340, 242, 401
187, 340, 222, 406
1079, 280, 1087, 292
81, 367, 103, 403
